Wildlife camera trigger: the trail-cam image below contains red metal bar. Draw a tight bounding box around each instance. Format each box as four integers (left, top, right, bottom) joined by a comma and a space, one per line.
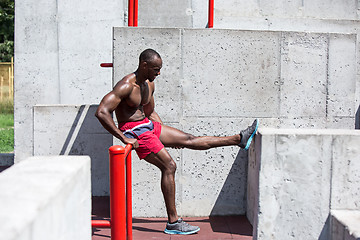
208, 0, 214, 28
133, 0, 138, 27
126, 146, 133, 239
100, 63, 113, 68
91, 144, 132, 239
128, 0, 134, 26
91, 220, 111, 228
109, 145, 127, 240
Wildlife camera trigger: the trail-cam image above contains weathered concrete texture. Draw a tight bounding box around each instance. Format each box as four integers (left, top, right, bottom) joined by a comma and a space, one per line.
331, 210, 360, 240
137, 0, 193, 28
33, 105, 112, 196
211, 1, 360, 31
248, 128, 360, 240
0, 156, 91, 240
14, 0, 123, 162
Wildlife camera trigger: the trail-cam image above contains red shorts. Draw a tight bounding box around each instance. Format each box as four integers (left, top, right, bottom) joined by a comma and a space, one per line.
118, 118, 164, 159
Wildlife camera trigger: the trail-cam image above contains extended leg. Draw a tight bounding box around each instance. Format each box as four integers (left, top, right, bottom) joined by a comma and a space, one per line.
159, 119, 258, 150
159, 125, 240, 150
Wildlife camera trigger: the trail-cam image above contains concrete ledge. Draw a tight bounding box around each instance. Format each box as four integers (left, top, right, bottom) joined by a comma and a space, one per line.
0, 156, 91, 240
248, 128, 360, 240
332, 210, 360, 240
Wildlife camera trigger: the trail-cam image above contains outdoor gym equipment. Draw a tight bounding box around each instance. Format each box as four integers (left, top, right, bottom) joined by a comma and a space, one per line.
91, 144, 133, 240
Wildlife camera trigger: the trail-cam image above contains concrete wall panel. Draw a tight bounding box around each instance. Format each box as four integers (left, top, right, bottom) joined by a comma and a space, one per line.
138, 0, 192, 28
280, 32, 328, 118
328, 34, 357, 117
0, 156, 91, 240
331, 135, 360, 210
33, 105, 112, 196
182, 29, 280, 117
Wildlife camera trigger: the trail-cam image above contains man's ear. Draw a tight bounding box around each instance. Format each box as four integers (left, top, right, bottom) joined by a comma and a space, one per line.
140, 61, 148, 69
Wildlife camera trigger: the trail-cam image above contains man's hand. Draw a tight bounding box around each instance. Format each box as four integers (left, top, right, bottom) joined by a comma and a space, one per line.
124, 138, 139, 149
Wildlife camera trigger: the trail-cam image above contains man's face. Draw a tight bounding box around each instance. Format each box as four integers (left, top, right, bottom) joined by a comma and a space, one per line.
146, 57, 162, 82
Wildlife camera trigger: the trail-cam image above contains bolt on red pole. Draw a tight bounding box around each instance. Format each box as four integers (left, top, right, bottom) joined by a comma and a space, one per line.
208, 0, 214, 28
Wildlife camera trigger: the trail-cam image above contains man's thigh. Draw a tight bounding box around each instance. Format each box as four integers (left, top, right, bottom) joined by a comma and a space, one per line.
159, 125, 192, 148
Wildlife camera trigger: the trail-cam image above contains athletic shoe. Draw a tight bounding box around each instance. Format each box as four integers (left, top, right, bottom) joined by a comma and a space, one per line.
238, 119, 259, 150
164, 218, 200, 235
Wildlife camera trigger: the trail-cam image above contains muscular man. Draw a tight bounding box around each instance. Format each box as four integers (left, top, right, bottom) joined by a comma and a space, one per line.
95, 49, 258, 235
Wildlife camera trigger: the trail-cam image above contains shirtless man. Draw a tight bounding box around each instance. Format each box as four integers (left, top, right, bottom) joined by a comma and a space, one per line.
95, 49, 258, 235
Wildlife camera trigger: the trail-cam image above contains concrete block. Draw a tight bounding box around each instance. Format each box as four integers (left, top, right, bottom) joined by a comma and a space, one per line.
280, 32, 328, 118
331, 210, 360, 240
14, 0, 58, 53
33, 105, 112, 196
182, 29, 280, 117
328, 34, 357, 117
138, 0, 192, 28
58, 50, 113, 104
331, 134, 360, 209
0, 156, 91, 240
249, 128, 360, 240
303, 0, 357, 20
113, 27, 182, 122
57, 0, 124, 22
251, 128, 334, 240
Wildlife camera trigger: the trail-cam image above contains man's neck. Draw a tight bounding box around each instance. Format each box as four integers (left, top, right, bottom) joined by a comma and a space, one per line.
134, 70, 147, 85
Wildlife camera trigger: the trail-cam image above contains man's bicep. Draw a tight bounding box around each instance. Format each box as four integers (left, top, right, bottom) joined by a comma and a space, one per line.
101, 92, 122, 111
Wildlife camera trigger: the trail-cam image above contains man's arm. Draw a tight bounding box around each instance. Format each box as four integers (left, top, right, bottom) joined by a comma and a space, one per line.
95, 82, 139, 148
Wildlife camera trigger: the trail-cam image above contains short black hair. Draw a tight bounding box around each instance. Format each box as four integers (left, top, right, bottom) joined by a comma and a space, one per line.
139, 49, 161, 63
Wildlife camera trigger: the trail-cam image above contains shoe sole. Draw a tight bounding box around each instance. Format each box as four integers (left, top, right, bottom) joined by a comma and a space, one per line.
244, 119, 259, 150
164, 227, 200, 235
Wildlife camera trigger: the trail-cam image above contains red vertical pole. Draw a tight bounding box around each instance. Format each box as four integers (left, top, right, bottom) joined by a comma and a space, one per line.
133, 0, 138, 27
208, 0, 214, 28
109, 145, 127, 240
125, 144, 133, 240
128, 0, 134, 26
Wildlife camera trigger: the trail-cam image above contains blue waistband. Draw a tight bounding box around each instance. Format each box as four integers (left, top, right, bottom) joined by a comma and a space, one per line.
122, 120, 154, 138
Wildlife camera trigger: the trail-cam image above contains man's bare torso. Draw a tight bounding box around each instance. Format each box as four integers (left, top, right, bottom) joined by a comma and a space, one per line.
115, 73, 154, 123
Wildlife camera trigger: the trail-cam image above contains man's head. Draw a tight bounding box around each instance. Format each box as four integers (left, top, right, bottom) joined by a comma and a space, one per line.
139, 49, 162, 82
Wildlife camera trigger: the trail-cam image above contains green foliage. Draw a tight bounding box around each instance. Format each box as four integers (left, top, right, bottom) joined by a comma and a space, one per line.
0, 127, 13, 153
0, 0, 14, 62
0, 110, 13, 153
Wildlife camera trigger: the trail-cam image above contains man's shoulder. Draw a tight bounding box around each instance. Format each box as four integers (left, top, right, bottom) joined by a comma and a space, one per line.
113, 74, 136, 96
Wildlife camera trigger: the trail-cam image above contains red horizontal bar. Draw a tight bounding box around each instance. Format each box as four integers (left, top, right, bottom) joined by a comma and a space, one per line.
91, 220, 111, 228
100, 63, 113, 68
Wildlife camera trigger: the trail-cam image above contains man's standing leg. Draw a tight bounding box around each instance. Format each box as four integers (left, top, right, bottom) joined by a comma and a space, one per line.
144, 148, 200, 235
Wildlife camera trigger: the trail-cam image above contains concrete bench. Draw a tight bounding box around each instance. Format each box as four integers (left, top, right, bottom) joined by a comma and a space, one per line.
0, 156, 91, 240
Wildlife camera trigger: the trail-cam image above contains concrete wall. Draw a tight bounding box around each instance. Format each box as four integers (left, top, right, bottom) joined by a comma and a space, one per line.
15, 0, 360, 162
0, 155, 91, 240
247, 128, 360, 240
14, 0, 124, 162
16, 0, 360, 218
